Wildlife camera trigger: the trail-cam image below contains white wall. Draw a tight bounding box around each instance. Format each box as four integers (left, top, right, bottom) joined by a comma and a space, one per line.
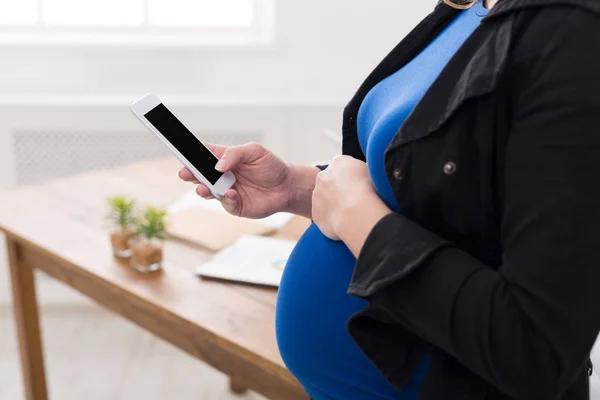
0, 0, 433, 103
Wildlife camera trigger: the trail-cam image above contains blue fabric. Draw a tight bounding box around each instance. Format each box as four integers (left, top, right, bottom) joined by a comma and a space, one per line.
358, 1, 489, 213
276, 3, 488, 399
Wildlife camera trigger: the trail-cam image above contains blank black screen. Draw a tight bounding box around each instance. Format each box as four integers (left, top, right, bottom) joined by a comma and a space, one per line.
145, 104, 223, 185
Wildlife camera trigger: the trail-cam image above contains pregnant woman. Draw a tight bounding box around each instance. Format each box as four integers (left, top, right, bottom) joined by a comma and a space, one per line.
180, 0, 600, 398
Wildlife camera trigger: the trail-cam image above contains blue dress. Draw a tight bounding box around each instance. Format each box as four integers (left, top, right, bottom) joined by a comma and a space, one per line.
276, 3, 489, 399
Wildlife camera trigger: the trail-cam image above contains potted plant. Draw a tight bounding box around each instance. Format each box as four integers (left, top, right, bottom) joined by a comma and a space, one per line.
131, 206, 168, 273
107, 196, 137, 258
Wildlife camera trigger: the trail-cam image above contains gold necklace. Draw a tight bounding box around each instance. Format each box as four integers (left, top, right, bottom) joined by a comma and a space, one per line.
441, 0, 478, 10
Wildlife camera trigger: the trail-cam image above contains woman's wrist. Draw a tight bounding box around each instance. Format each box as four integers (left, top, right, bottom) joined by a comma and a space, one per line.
335, 193, 392, 257
284, 164, 320, 218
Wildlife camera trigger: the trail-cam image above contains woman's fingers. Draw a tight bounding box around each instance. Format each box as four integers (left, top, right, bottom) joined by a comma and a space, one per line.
184, 171, 240, 215
178, 167, 199, 183
220, 189, 241, 216
204, 143, 227, 158
179, 142, 227, 181
179, 142, 251, 215
195, 184, 215, 200
195, 186, 240, 216
182, 141, 263, 176
215, 142, 265, 172
225, 189, 238, 201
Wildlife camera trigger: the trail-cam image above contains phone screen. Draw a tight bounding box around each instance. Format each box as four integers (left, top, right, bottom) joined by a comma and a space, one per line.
144, 103, 223, 185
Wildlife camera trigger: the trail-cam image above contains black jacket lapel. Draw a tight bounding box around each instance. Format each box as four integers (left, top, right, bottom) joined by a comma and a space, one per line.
387, 13, 515, 152
341, 4, 460, 160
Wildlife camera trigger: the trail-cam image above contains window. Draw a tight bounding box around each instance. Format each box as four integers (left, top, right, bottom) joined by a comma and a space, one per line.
0, 0, 274, 45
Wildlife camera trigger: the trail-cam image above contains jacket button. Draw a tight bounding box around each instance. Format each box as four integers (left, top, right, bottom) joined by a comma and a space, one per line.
443, 161, 457, 175
393, 168, 404, 181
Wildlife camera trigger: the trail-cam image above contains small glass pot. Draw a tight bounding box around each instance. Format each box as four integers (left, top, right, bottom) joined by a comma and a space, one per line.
129, 237, 164, 273
110, 227, 137, 258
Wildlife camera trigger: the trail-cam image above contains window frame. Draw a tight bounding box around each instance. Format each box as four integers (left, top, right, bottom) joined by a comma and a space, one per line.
0, 0, 275, 47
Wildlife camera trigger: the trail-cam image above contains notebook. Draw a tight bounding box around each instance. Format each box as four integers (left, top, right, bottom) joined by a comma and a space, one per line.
196, 235, 298, 287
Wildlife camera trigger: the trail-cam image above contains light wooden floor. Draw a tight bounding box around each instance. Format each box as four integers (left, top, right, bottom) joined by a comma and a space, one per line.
0, 305, 267, 400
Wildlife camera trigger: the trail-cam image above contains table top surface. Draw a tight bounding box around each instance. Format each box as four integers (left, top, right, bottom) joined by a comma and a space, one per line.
0, 157, 309, 398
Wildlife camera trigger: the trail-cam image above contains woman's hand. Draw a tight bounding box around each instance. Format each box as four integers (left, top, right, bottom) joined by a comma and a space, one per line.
179, 142, 319, 219
312, 156, 391, 254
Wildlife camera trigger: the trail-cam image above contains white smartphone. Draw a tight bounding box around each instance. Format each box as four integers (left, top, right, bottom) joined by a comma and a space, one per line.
131, 93, 235, 199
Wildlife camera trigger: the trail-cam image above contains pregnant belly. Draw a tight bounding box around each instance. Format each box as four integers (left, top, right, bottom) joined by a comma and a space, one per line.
275, 223, 418, 399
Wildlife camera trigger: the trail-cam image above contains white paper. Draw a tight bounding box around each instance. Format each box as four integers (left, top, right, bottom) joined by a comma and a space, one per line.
168, 189, 294, 229
197, 235, 297, 287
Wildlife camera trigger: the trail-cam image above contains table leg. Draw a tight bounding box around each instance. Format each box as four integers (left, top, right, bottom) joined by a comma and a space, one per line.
229, 378, 249, 395
7, 238, 49, 400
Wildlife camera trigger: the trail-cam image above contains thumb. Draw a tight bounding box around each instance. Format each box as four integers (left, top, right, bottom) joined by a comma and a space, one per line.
219, 189, 242, 217
215, 142, 264, 172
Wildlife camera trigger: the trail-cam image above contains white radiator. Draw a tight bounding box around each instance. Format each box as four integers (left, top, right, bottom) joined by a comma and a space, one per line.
12, 129, 262, 186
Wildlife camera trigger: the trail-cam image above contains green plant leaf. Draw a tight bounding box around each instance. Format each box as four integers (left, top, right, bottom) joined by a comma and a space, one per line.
135, 206, 168, 240
106, 196, 136, 229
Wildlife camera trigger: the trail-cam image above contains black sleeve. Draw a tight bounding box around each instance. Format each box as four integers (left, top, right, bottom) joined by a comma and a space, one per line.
347, 10, 600, 399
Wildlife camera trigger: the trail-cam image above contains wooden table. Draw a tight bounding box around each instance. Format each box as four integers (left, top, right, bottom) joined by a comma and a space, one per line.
0, 158, 309, 400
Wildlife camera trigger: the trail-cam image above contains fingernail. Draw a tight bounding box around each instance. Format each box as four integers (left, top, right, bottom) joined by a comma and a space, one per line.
215, 160, 226, 171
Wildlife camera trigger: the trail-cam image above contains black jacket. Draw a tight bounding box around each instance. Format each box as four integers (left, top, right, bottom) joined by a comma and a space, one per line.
340, 0, 600, 399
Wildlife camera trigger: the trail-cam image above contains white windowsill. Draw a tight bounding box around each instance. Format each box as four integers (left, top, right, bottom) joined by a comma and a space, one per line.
0, 32, 276, 49
0, 94, 347, 108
